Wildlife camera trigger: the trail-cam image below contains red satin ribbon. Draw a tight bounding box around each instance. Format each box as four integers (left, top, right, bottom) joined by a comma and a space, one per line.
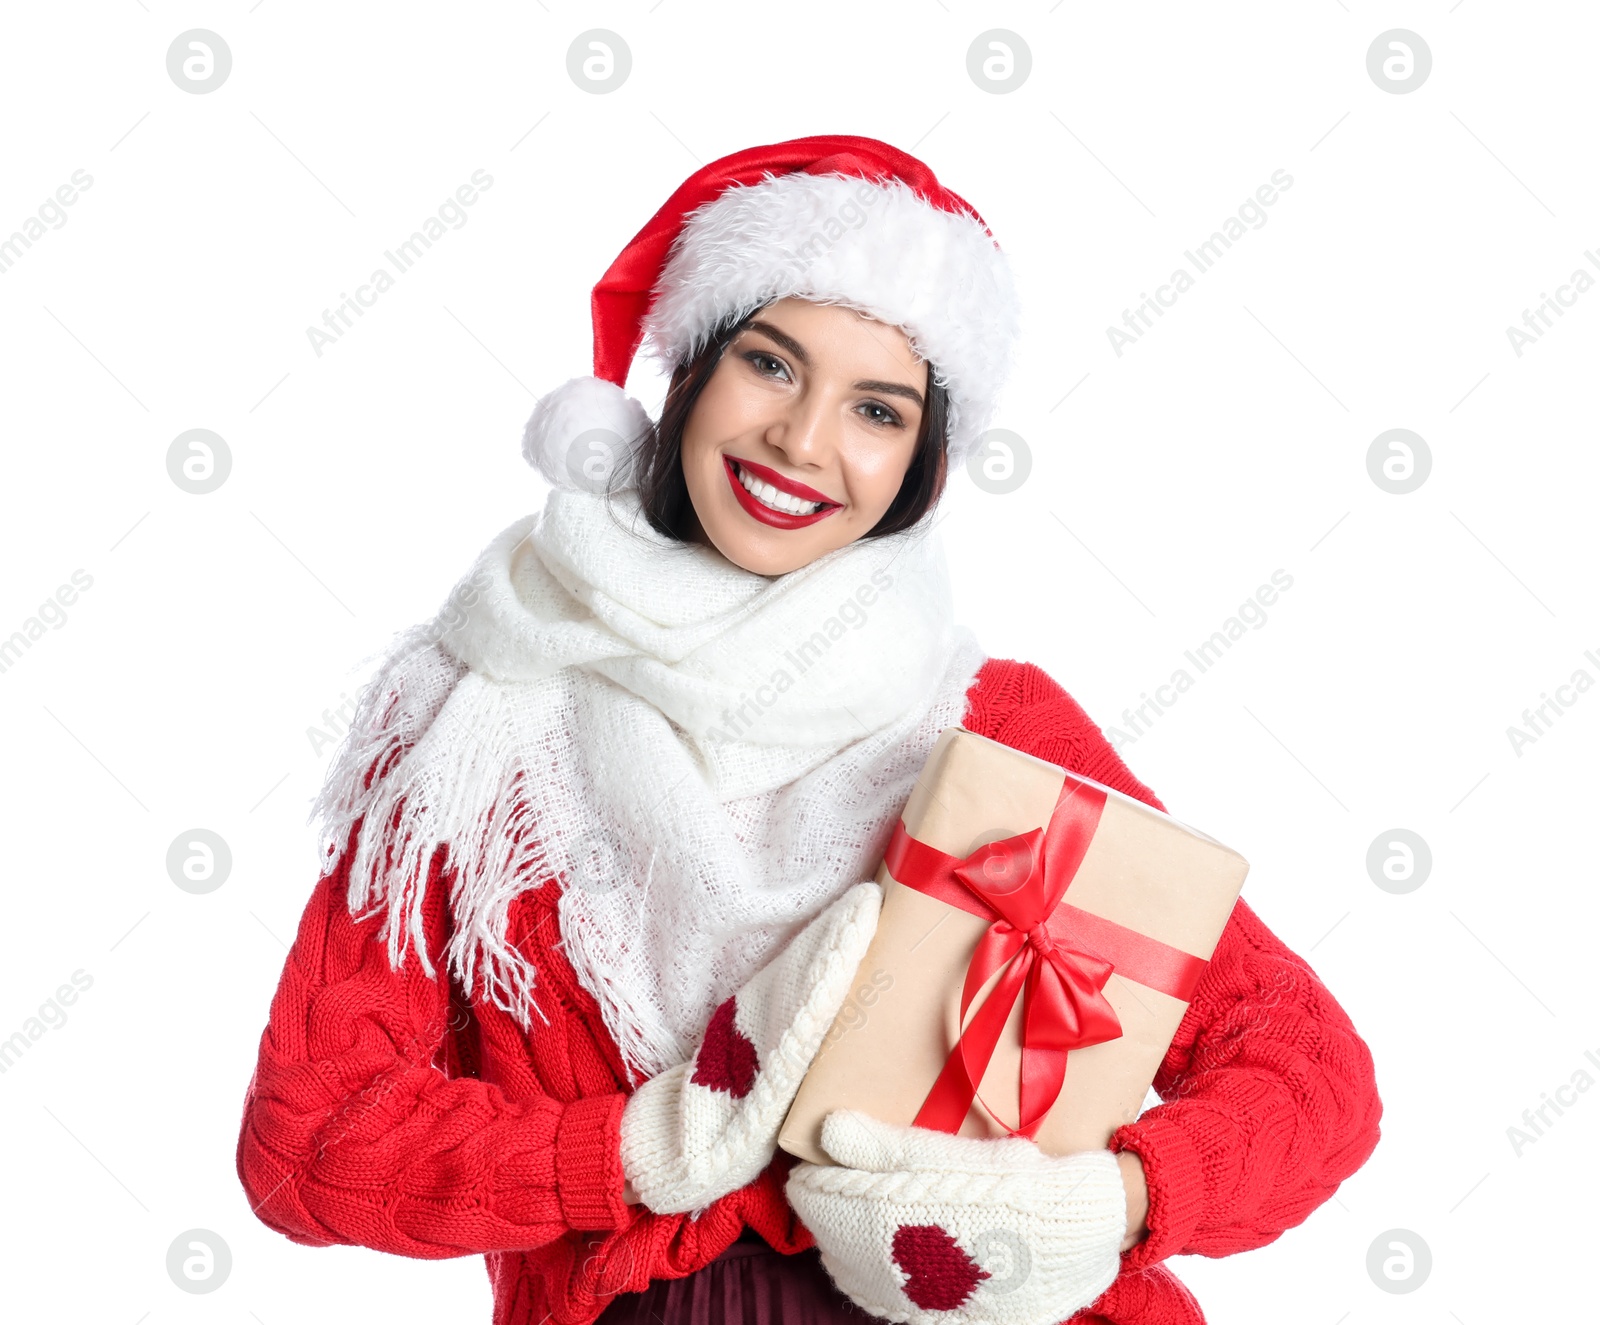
883, 771, 1209, 1139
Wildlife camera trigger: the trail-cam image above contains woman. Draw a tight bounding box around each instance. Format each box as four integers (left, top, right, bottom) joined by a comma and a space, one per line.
236, 136, 1382, 1325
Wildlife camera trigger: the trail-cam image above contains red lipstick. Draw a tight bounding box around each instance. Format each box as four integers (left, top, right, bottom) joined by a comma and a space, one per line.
723, 456, 841, 530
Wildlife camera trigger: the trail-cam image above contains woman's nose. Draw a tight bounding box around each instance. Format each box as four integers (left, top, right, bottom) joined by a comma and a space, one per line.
765, 394, 834, 465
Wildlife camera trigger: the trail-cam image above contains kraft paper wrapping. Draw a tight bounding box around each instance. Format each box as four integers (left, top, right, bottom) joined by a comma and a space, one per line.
778, 725, 1249, 1165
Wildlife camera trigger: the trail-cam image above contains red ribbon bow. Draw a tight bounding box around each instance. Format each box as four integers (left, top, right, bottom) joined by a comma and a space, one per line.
884, 770, 1208, 1139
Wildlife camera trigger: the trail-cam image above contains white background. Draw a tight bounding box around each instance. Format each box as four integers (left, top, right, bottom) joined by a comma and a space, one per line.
1, 2, 1595, 1321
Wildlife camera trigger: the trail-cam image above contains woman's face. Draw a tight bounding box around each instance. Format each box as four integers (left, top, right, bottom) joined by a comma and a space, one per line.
679, 297, 929, 576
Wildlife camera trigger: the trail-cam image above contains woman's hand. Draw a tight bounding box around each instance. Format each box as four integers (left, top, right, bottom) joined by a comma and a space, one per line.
619, 882, 882, 1214
786, 1110, 1132, 1325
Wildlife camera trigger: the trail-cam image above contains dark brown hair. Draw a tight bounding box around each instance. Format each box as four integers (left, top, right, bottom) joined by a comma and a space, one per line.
627, 308, 949, 543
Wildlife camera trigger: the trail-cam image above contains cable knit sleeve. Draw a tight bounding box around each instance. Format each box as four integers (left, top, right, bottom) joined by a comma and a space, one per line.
960, 658, 1383, 1275
235, 821, 633, 1259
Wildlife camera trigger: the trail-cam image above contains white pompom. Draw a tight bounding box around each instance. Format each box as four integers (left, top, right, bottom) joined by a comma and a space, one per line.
521, 376, 653, 493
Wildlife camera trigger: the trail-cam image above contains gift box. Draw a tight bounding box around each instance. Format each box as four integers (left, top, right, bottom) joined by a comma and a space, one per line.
779, 725, 1249, 1164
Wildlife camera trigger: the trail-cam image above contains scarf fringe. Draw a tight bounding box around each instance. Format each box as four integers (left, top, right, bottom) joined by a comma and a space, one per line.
556, 847, 672, 1086
308, 622, 555, 1030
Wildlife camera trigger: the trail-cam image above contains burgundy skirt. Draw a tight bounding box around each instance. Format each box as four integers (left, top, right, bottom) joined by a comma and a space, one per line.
594, 1228, 877, 1325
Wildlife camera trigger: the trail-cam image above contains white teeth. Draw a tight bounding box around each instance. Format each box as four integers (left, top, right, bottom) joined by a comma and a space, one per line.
735, 463, 825, 516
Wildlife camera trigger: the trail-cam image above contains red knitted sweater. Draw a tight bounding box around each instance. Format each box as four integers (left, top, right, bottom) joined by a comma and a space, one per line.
236, 657, 1382, 1325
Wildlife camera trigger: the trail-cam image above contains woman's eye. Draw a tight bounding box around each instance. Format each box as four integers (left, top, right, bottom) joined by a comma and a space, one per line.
744, 351, 788, 379
858, 400, 904, 428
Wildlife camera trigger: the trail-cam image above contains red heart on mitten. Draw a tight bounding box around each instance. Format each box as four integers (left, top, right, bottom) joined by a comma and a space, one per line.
690, 996, 759, 1097
891, 1224, 990, 1311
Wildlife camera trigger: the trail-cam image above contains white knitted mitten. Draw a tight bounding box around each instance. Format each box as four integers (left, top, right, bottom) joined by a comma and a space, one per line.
619, 882, 882, 1214
785, 1111, 1128, 1325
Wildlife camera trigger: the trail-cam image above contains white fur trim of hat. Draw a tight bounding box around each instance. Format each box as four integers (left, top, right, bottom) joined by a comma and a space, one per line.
639, 171, 1020, 467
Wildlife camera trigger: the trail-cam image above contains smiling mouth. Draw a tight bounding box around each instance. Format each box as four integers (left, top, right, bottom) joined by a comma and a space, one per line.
723, 456, 841, 529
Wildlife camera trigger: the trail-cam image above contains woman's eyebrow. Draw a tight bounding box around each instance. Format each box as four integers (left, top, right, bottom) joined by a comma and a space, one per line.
745, 320, 811, 366
855, 378, 925, 408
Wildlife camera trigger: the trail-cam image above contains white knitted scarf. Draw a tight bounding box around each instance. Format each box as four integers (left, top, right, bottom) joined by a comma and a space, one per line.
311, 485, 987, 1083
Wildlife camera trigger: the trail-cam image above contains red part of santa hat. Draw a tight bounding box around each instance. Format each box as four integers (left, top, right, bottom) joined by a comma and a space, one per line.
524, 135, 1019, 491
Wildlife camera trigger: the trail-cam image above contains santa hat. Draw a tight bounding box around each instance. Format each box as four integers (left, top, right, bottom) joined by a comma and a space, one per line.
524, 134, 1020, 493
